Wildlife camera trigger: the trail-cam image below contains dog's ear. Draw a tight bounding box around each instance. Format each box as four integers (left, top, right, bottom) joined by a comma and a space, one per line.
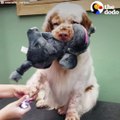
42, 12, 58, 32
81, 13, 92, 31
42, 18, 53, 32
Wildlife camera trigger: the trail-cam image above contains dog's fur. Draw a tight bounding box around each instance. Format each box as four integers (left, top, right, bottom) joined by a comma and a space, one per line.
27, 3, 99, 120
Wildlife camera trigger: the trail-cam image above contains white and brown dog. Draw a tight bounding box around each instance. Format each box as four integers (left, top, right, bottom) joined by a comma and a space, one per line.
27, 2, 99, 120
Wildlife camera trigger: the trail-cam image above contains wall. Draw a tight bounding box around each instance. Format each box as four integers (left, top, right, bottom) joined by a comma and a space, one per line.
0, 5, 120, 103
0, 5, 45, 84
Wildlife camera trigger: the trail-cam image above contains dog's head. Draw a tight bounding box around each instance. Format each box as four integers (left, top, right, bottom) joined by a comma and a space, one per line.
42, 2, 92, 37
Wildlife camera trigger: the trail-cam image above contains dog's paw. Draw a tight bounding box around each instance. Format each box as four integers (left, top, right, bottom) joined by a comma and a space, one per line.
57, 106, 67, 115
65, 112, 80, 120
65, 116, 79, 120
36, 90, 49, 108
27, 85, 39, 98
36, 99, 49, 108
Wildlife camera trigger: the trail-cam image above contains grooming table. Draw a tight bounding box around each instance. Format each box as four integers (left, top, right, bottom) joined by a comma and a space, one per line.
0, 98, 120, 120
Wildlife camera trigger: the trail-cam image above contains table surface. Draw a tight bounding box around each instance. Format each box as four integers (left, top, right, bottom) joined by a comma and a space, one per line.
0, 98, 120, 120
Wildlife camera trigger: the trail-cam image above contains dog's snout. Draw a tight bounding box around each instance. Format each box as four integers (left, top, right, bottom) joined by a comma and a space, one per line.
51, 23, 74, 41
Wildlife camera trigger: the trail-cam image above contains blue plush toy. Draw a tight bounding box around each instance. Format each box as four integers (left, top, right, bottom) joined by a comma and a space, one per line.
10, 24, 95, 82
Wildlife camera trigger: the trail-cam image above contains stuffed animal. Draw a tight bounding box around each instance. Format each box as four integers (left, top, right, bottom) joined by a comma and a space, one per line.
10, 24, 95, 81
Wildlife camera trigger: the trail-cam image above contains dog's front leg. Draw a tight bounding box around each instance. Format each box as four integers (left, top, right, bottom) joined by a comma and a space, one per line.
26, 70, 46, 98
36, 78, 51, 108
65, 92, 83, 120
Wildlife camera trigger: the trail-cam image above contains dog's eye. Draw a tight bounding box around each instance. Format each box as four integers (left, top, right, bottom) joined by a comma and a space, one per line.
67, 26, 71, 29
53, 23, 59, 27
71, 21, 79, 24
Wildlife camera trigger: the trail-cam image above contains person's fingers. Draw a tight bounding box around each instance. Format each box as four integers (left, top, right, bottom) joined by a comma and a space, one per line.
18, 95, 31, 113
15, 95, 29, 106
20, 104, 31, 112
14, 85, 30, 98
16, 95, 31, 112
30, 94, 38, 101
23, 86, 30, 95
14, 92, 25, 98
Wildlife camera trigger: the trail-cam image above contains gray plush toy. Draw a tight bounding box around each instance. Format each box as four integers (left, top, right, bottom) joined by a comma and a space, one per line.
10, 24, 95, 82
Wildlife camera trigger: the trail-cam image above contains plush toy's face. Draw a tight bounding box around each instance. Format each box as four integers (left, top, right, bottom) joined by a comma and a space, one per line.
51, 23, 74, 42
27, 27, 42, 47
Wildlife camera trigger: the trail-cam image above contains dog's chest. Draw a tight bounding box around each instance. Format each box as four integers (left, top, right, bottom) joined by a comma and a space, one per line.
47, 70, 80, 105
45, 51, 91, 105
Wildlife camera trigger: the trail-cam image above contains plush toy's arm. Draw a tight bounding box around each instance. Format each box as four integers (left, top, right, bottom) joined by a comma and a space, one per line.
9, 61, 32, 82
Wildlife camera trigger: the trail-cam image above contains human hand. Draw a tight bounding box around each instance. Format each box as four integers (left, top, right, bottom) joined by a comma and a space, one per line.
12, 85, 30, 98
0, 84, 31, 99
0, 95, 31, 120
13, 85, 39, 100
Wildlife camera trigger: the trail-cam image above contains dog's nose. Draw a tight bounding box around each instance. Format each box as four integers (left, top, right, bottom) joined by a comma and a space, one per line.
59, 33, 68, 38
59, 33, 69, 41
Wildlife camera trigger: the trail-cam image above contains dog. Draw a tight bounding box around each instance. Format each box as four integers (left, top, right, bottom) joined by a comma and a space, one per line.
27, 2, 99, 120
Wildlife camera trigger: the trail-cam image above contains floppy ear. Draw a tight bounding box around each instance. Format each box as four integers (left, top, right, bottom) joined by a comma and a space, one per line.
81, 13, 92, 31
42, 12, 58, 32
42, 18, 53, 32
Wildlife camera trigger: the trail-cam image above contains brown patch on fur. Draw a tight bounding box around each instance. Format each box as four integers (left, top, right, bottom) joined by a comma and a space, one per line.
81, 13, 92, 31
51, 15, 64, 27
43, 12, 57, 32
43, 12, 64, 32
85, 85, 93, 92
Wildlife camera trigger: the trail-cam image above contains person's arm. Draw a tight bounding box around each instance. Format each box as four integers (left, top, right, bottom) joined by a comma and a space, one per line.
0, 84, 29, 98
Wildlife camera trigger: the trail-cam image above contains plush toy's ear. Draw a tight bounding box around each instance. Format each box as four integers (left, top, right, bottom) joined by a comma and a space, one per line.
88, 26, 96, 36
59, 53, 77, 69
27, 27, 40, 47
9, 61, 32, 82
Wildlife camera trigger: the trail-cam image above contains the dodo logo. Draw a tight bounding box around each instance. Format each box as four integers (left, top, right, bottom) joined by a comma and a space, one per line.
90, 1, 104, 14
